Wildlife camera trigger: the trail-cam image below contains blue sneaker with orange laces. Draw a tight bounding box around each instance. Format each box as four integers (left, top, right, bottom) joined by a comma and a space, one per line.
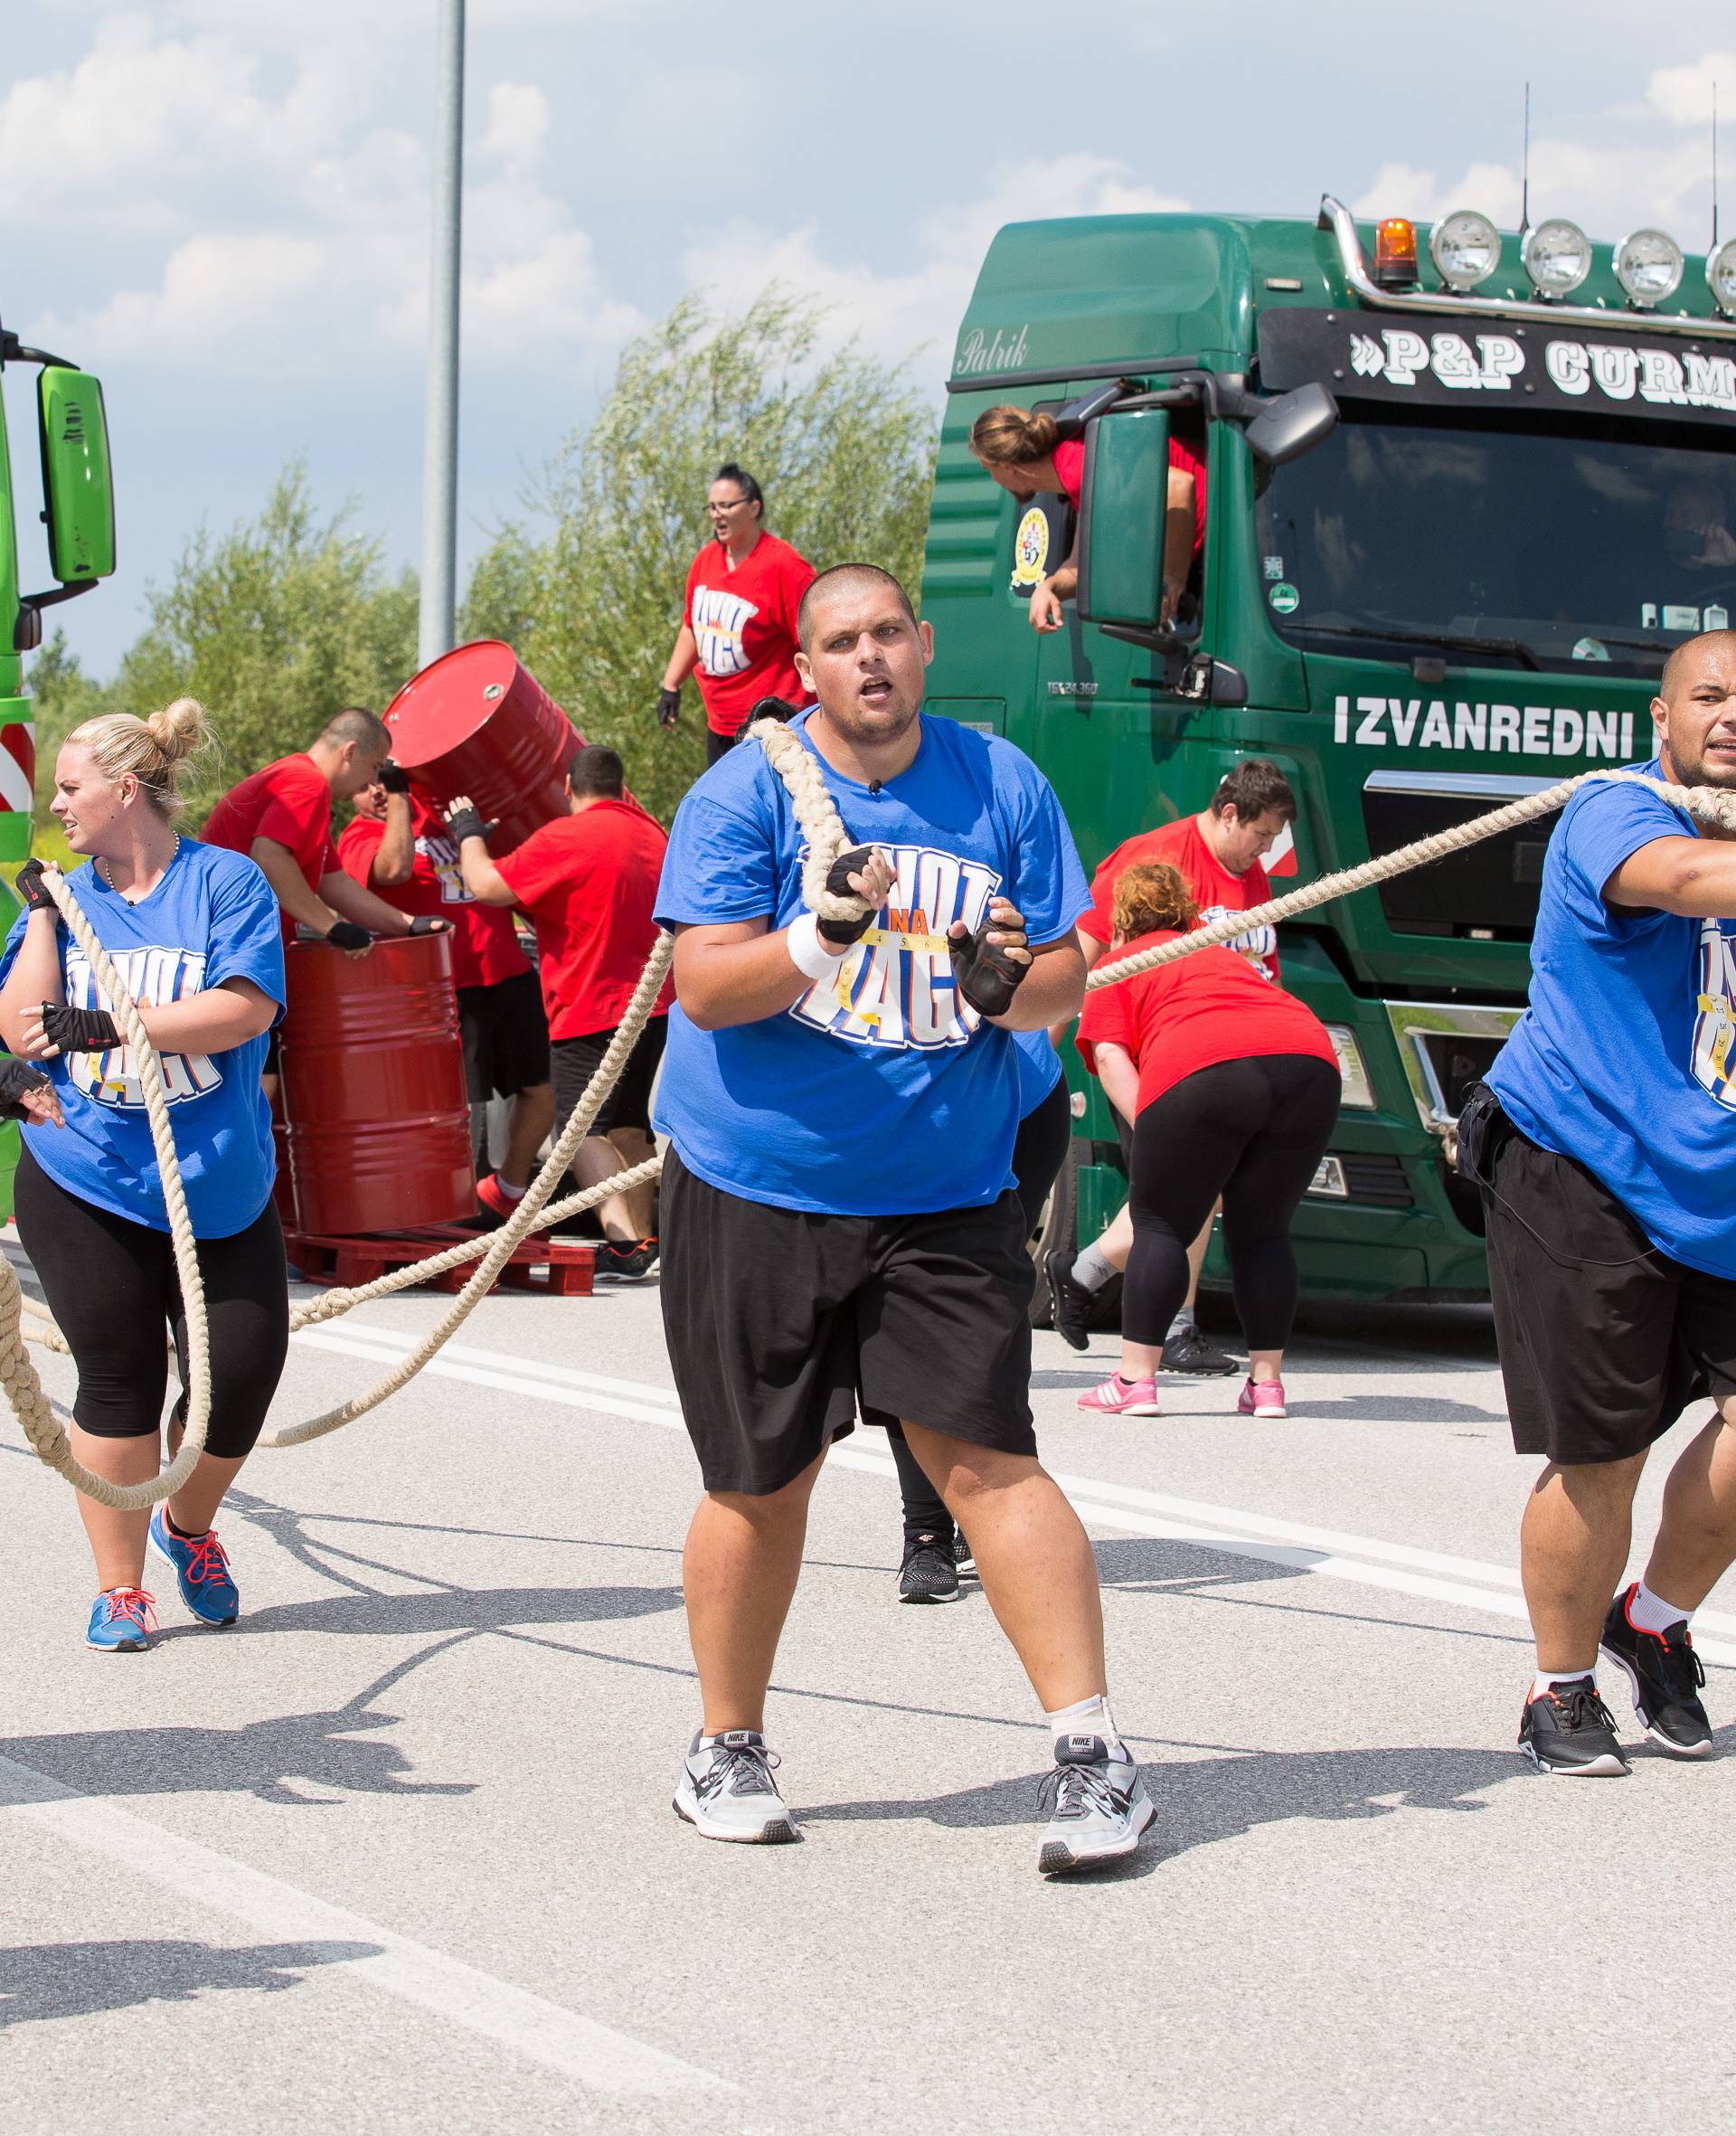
85, 1587, 158, 1652
149, 1509, 240, 1626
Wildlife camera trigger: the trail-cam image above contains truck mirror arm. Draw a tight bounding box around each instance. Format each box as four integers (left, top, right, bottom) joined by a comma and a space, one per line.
13, 581, 96, 654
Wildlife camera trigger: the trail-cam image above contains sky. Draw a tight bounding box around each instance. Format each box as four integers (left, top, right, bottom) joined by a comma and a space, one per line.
5, 0, 1735, 676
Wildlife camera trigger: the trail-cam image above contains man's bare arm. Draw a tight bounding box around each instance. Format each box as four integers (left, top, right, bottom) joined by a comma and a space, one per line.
251, 836, 344, 935
1604, 835, 1736, 917
320, 869, 415, 936
369, 795, 417, 887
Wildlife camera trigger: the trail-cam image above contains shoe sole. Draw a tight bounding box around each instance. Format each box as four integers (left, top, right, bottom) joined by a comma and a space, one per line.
1599, 1643, 1714, 1759
1038, 1793, 1156, 1876
672, 1791, 799, 1843
899, 1585, 962, 1603
1239, 1405, 1288, 1420
1518, 1739, 1629, 1777
1162, 1360, 1239, 1377
86, 1636, 151, 1652
1078, 1401, 1162, 1417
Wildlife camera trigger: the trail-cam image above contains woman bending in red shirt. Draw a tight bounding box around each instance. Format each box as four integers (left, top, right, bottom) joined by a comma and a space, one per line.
1073, 864, 1340, 1421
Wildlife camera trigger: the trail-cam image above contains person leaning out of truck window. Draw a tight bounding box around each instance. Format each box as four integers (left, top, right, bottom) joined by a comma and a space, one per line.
968, 404, 1205, 634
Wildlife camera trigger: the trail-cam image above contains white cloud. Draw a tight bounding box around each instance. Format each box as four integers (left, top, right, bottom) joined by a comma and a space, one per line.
1646, 50, 1736, 127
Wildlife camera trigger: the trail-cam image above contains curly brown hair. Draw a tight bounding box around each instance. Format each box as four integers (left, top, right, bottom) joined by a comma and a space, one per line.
1111, 861, 1199, 939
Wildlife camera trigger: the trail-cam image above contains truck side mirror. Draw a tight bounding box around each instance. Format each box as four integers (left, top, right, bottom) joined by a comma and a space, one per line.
1076, 408, 1171, 629
1245, 382, 1337, 468
38, 368, 117, 585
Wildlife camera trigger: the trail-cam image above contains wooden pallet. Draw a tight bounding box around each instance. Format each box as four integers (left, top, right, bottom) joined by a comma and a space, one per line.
285, 1222, 595, 1297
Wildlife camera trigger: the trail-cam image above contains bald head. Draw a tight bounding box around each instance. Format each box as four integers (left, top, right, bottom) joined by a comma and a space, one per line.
1660, 629, 1736, 704
797, 563, 918, 653
1652, 629, 1736, 789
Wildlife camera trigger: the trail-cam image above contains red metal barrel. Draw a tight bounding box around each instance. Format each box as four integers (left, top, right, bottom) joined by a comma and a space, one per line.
382, 641, 582, 854
278, 933, 474, 1235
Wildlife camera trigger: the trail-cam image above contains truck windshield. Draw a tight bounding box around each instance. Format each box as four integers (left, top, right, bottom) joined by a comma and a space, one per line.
1255, 405, 1736, 680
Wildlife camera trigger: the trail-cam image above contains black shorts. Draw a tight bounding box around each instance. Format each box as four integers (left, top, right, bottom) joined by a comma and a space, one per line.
458, 969, 549, 1101
552, 1015, 667, 1139
1481, 1107, 1736, 1464
659, 1148, 1038, 1494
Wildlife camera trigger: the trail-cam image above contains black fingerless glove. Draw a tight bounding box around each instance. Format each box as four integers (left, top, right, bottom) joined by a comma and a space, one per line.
948, 922, 1026, 1017
42, 1002, 121, 1053
818, 846, 881, 947
749, 695, 799, 725
325, 920, 372, 950
407, 915, 448, 936
14, 860, 55, 915
380, 759, 411, 795
656, 687, 682, 729
0, 1055, 52, 1120
446, 804, 493, 846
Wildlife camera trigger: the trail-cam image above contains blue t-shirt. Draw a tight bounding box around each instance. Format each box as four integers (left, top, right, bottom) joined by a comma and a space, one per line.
653, 708, 1090, 1214
1, 840, 286, 1238
1488, 760, 1736, 1277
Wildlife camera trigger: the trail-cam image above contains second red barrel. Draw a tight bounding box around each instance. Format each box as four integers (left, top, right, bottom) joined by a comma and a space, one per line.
278, 932, 475, 1236
382, 640, 582, 854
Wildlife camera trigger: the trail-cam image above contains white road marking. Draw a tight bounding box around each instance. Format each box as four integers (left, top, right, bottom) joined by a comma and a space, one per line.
0, 1751, 730, 2098
292, 1323, 1736, 1668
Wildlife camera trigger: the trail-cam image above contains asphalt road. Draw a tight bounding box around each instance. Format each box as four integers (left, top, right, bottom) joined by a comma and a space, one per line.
3, 1243, 1733, 2134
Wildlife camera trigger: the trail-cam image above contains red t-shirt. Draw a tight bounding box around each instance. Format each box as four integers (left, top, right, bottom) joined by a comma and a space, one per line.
1077, 930, 1335, 1116
337, 800, 528, 991
684, 532, 816, 737
1080, 816, 1278, 979
202, 753, 339, 938
495, 799, 673, 1040
1052, 437, 1205, 556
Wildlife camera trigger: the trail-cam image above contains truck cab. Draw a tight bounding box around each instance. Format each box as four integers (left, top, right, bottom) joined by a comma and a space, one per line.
922, 198, 1736, 1300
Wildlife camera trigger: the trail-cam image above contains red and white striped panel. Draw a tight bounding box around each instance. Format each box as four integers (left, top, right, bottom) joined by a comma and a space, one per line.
0, 722, 35, 816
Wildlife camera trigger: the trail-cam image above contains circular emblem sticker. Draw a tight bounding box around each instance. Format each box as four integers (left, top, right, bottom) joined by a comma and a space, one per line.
1011, 506, 1050, 590
1268, 582, 1300, 616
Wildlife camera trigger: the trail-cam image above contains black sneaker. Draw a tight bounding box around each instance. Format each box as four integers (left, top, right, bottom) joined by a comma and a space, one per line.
1518, 1676, 1630, 1776
954, 1530, 978, 1582
898, 1531, 961, 1603
1043, 1247, 1093, 1352
595, 1236, 658, 1282
1599, 1585, 1713, 1759
1160, 1324, 1237, 1376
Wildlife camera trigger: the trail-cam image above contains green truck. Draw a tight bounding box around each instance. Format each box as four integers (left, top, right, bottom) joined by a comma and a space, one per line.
922, 195, 1736, 1300
0, 324, 118, 1211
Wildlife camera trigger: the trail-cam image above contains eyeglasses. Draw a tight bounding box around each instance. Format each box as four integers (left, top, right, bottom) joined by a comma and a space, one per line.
706, 496, 751, 514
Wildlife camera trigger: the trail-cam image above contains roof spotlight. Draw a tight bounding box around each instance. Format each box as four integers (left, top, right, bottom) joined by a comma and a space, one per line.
1521, 218, 1592, 298
1614, 228, 1684, 308
1429, 210, 1501, 291
1706, 235, 1736, 317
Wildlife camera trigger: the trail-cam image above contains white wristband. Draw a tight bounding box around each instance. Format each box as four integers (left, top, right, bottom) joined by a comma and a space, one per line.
786, 910, 843, 980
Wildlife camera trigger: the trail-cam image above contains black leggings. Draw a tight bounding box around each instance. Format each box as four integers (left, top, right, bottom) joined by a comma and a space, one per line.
891, 1076, 1072, 1537
1124, 1054, 1341, 1355
14, 1143, 289, 1458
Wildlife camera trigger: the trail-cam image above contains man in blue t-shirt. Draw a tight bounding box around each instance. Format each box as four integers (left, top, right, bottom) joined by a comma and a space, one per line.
1474, 628, 1736, 1777
652, 562, 1152, 1876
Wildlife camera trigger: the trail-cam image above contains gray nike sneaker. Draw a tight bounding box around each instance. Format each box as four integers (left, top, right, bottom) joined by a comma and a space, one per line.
1036, 1734, 1155, 1875
673, 1729, 798, 1843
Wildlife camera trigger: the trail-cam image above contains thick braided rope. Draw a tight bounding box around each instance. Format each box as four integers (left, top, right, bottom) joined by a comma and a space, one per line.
257, 931, 674, 1445
6, 866, 214, 1511
748, 716, 873, 925
1085, 769, 1736, 992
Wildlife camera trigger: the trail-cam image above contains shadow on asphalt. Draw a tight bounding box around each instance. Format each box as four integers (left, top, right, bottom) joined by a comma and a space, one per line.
0, 1938, 379, 2026
228, 1583, 683, 1640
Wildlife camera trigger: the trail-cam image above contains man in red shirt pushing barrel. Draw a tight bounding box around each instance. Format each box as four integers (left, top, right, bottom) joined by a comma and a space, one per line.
338, 761, 555, 1221
448, 745, 672, 1281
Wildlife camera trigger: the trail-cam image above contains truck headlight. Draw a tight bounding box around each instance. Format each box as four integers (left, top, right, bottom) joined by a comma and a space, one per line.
1614, 228, 1684, 308
1325, 1025, 1375, 1109
1707, 236, 1736, 317
1429, 210, 1500, 291
1521, 217, 1591, 298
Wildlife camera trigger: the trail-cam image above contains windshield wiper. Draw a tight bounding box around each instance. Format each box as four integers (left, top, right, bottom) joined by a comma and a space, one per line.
1283, 619, 1543, 670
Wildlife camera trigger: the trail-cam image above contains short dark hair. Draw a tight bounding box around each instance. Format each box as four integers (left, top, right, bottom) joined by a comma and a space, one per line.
712, 462, 764, 515
796, 562, 919, 652
1209, 758, 1296, 825
1660, 628, 1736, 701
318, 706, 392, 753
568, 743, 624, 799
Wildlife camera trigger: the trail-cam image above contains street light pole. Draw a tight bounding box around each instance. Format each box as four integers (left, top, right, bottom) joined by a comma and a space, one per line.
418, 0, 465, 668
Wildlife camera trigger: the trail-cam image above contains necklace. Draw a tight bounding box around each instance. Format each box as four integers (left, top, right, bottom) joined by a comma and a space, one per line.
99, 833, 180, 903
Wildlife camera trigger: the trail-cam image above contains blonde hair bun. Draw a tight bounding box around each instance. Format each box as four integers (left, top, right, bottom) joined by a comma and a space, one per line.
66, 697, 217, 820
145, 695, 209, 764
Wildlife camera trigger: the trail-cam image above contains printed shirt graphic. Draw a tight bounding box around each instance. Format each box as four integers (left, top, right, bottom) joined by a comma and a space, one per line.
0, 842, 285, 1238
337, 802, 527, 990
1080, 816, 1278, 978
1488, 760, 1736, 1277
1076, 931, 1335, 1116
202, 753, 339, 940
683, 533, 816, 736
653, 708, 1091, 1215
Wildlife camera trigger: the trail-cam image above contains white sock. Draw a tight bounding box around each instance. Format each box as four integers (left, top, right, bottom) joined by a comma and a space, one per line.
1044, 1693, 1126, 1755
1531, 1667, 1597, 1698
1071, 1243, 1117, 1292
494, 1175, 527, 1202
1627, 1579, 1691, 1634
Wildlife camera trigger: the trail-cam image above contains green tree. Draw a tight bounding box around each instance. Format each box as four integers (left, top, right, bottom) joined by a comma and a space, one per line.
104, 464, 420, 824
516, 288, 938, 821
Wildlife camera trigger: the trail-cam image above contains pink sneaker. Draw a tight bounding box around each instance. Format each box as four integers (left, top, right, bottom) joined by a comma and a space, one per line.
1237, 1376, 1288, 1419
1078, 1373, 1161, 1416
